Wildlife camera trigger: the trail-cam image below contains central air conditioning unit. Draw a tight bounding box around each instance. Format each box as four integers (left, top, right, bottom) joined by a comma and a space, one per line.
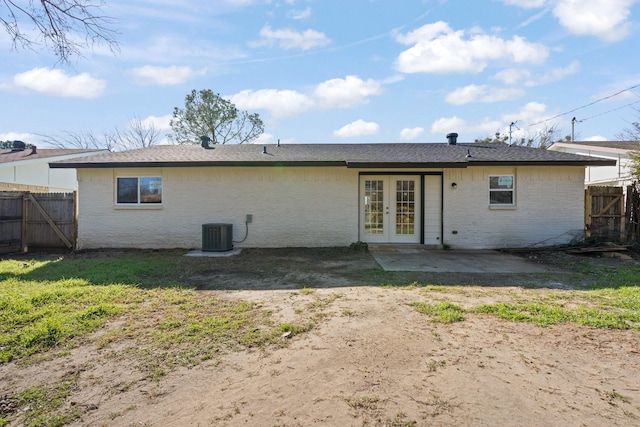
202, 223, 233, 252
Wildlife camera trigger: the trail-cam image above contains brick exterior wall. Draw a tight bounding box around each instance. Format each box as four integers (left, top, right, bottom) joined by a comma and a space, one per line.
76, 165, 585, 250
443, 166, 585, 249
76, 166, 359, 250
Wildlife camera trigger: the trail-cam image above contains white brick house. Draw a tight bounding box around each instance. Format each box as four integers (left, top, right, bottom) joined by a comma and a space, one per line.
51, 141, 614, 250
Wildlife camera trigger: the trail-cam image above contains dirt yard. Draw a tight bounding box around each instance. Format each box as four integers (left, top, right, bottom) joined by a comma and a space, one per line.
2, 248, 640, 426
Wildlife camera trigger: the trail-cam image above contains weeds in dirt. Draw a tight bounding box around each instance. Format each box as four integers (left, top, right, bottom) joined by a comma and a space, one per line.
408, 302, 465, 323
426, 359, 447, 372
605, 390, 631, 404
385, 412, 417, 426
9, 373, 82, 427
344, 396, 381, 411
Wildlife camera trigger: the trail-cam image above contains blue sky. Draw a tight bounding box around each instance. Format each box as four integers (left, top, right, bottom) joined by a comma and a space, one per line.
2, 0, 640, 147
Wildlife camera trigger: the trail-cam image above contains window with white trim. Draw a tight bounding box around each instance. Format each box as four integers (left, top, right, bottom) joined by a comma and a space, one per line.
489, 175, 514, 206
117, 177, 162, 204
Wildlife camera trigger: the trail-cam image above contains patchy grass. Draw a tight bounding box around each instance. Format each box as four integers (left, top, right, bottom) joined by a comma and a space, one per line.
9, 373, 82, 427
0, 255, 316, 425
409, 302, 465, 323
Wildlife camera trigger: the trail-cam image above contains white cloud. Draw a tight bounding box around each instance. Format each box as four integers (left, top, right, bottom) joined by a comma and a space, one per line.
400, 127, 425, 141
430, 116, 503, 136
136, 114, 172, 131
553, 0, 635, 42
0, 132, 35, 142
525, 60, 580, 86
493, 68, 531, 85
584, 135, 609, 141
130, 65, 198, 85
314, 75, 383, 108
501, 101, 548, 123
288, 7, 311, 19
394, 21, 549, 74
250, 25, 331, 51
229, 89, 314, 118
445, 84, 524, 105
501, 0, 547, 8
252, 133, 275, 144
12, 67, 105, 98
333, 119, 380, 137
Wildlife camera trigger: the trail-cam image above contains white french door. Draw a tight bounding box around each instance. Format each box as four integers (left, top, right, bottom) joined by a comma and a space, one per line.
360, 175, 421, 244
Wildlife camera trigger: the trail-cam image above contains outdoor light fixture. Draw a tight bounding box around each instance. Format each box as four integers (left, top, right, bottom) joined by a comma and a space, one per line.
451, 182, 457, 189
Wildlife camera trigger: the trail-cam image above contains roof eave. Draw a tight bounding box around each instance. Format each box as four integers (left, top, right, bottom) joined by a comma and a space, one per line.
466, 160, 617, 167
345, 162, 467, 168
50, 160, 349, 168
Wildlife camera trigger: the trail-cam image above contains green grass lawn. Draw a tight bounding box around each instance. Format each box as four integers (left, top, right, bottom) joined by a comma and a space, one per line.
0, 254, 303, 366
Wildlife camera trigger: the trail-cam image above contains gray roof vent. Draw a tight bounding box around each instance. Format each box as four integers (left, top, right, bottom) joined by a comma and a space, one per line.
446, 133, 458, 145
11, 140, 26, 151
200, 135, 214, 149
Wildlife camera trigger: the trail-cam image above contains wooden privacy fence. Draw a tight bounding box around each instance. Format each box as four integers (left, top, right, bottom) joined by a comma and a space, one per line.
0, 191, 76, 254
626, 185, 640, 242
585, 186, 625, 242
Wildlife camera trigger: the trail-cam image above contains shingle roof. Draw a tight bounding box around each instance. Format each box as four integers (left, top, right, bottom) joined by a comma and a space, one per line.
561, 140, 640, 151
0, 148, 105, 164
50, 143, 616, 169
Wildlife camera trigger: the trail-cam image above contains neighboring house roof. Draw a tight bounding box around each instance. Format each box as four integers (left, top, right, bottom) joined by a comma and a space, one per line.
0, 148, 106, 164
550, 141, 640, 154
50, 143, 616, 169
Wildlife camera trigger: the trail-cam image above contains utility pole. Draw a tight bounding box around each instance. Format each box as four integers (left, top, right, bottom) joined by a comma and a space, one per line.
509, 121, 519, 145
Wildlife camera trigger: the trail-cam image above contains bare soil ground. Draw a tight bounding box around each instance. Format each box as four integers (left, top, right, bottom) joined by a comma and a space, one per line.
2, 248, 640, 426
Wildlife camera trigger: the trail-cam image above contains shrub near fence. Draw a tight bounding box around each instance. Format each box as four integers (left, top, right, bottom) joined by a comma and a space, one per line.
0, 191, 75, 254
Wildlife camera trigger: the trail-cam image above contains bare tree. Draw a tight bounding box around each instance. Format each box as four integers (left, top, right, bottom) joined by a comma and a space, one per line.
41, 118, 161, 151
616, 108, 640, 141
116, 116, 161, 151
512, 124, 566, 149
1, 0, 119, 63
42, 130, 117, 151
476, 124, 567, 149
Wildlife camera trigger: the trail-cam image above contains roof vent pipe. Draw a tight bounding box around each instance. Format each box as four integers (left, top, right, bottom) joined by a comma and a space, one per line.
11, 140, 26, 151
262, 146, 268, 154
200, 135, 214, 149
446, 133, 458, 145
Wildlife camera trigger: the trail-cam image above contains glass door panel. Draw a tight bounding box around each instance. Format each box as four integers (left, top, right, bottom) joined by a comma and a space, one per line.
361, 176, 420, 244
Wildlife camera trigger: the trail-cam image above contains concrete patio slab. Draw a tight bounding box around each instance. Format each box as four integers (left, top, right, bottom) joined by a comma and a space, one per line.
369, 247, 557, 273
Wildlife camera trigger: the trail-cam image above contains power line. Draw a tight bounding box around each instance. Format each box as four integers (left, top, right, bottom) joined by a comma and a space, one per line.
527, 83, 640, 127
580, 100, 640, 122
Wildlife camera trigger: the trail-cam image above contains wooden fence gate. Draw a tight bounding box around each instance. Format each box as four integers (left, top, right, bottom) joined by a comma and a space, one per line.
0, 191, 76, 254
585, 186, 625, 242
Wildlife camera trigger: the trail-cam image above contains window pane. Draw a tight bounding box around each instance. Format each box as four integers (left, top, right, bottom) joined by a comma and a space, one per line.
490, 176, 513, 189
490, 191, 513, 205
140, 177, 162, 203
117, 178, 138, 203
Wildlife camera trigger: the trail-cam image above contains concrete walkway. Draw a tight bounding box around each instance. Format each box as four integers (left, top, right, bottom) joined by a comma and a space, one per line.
369, 247, 557, 273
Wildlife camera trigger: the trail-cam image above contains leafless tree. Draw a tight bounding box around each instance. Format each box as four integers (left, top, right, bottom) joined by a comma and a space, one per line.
42, 118, 161, 151
616, 107, 640, 141
1, 0, 119, 63
42, 130, 117, 151
116, 116, 161, 151
476, 124, 567, 149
